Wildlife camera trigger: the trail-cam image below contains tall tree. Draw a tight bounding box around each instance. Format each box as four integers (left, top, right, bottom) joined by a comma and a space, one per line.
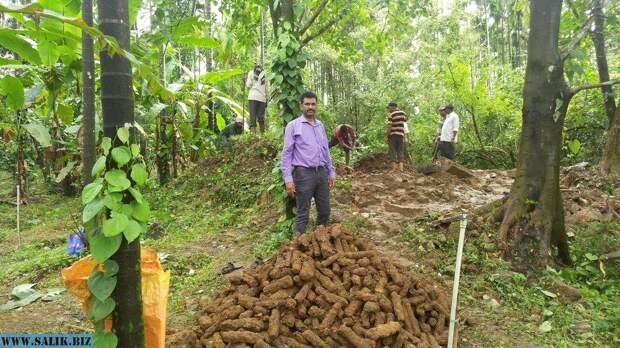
589, 0, 616, 128
81, 0, 96, 185
498, 0, 571, 266
588, 0, 620, 175
600, 106, 620, 175
499, 0, 620, 265
268, 0, 351, 124
157, 44, 170, 185
98, 0, 145, 346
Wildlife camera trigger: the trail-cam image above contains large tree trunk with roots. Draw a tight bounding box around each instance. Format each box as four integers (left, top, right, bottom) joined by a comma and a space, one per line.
98, 0, 145, 346
600, 107, 620, 175
499, 0, 571, 266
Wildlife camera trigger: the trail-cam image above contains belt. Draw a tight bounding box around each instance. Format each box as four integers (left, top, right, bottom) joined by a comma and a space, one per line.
294, 165, 326, 172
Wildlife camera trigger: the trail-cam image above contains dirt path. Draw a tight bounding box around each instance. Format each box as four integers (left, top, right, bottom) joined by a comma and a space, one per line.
332, 158, 512, 267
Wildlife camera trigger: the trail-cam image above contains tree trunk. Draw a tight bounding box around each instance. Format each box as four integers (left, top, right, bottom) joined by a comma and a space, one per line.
499, 0, 571, 267
600, 107, 620, 175
157, 45, 170, 185
171, 111, 178, 177
81, 0, 96, 185
589, 0, 616, 128
97, 1, 145, 346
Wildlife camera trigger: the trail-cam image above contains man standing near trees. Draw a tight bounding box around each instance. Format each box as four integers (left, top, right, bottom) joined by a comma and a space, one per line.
246, 64, 268, 135
387, 102, 407, 171
281, 91, 336, 234
432, 106, 448, 161
438, 104, 459, 160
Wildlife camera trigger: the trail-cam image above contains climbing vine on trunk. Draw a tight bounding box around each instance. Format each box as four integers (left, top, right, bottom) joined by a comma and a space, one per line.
269, 25, 307, 125
81, 127, 150, 347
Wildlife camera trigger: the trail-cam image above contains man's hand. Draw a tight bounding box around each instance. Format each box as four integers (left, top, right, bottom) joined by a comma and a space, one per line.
285, 182, 296, 197
328, 177, 335, 191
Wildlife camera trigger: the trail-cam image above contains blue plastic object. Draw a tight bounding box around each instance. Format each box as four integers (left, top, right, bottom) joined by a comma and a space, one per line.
67, 227, 86, 257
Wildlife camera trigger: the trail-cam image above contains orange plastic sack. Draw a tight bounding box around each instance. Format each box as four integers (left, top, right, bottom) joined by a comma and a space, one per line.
62, 248, 170, 348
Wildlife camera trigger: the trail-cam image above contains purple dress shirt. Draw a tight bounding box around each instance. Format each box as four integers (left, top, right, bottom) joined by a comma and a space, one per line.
281, 115, 336, 183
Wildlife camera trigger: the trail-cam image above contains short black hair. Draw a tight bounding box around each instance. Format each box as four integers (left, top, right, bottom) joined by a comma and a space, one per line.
444, 104, 454, 111
300, 91, 318, 103
388, 102, 398, 108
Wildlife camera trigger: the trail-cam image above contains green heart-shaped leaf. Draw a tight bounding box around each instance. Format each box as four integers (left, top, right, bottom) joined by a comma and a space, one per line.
90, 233, 122, 263
117, 127, 129, 144
111, 146, 131, 167
82, 182, 103, 204
130, 164, 148, 187
103, 260, 119, 278
131, 200, 150, 222
87, 270, 117, 302
88, 296, 115, 321
91, 156, 107, 177
101, 137, 112, 155
128, 187, 144, 204
123, 219, 144, 243
83, 198, 105, 223
103, 194, 122, 212
130, 144, 140, 157
104, 170, 130, 190
93, 331, 117, 348
102, 213, 129, 237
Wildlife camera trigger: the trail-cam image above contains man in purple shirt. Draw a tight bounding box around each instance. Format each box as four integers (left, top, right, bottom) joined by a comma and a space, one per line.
281, 91, 336, 234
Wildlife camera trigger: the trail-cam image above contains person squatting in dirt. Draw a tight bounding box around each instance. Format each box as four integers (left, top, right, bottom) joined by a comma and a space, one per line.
220, 116, 244, 146
329, 124, 356, 166
386, 102, 407, 172
281, 91, 336, 234
437, 104, 459, 160
246, 64, 269, 135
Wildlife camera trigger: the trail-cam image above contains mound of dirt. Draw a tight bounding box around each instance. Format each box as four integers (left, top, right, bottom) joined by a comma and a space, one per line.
354, 153, 393, 172
561, 168, 620, 224
168, 225, 452, 347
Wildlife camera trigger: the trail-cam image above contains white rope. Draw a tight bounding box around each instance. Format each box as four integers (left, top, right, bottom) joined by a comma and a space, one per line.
16, 184, 21, 249
447, 214, 468, 348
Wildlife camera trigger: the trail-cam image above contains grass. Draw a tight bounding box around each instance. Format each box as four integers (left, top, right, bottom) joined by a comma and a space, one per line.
0, 172, 81, 289
2, 140, 618, 346
417, 218, 620, 347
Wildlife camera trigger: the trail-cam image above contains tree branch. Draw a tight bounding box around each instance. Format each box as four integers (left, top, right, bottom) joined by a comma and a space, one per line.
298, 0, 329, 38
300, 13, 344, 47
565, 0, 583, 19
570, 79, 620, 96
561, 14, 595, 61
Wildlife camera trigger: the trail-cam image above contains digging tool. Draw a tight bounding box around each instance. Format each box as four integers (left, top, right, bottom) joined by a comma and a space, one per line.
431, 138, 440, 162
448, 213, 468, 348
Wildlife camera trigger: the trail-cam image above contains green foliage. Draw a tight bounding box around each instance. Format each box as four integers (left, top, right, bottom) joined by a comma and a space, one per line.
254, 217, 294, 259
269, 28, 306, 124
77, 126, 150, 343
0, 76, 25, 110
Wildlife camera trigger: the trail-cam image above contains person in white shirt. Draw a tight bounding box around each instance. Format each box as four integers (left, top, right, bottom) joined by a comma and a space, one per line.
438, 104, 459, 160
246, 64, 269, 134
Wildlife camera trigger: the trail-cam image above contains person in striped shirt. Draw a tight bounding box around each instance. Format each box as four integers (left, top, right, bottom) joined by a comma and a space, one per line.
386, 102, 407, 172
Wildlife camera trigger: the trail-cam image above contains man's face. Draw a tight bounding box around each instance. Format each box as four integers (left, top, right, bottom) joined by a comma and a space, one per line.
387, 106, 397, 113
439, 109, 447, 117
300, 97, 317, 117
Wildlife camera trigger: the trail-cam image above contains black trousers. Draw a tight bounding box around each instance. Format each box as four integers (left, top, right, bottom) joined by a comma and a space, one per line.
439, 141, 455, 160
248, 100, 266, 127
293, 166, 330, 233
389, 134, 405, 162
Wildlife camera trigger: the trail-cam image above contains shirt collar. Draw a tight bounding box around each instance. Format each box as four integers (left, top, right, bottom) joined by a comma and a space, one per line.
298, 115, 321, 125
